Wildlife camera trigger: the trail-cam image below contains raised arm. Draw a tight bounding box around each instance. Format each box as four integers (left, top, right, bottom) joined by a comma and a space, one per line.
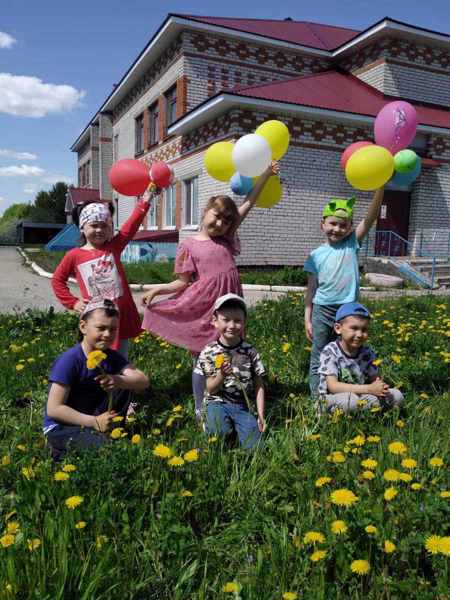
355, 187, 385, 242
114, 188, 160, 251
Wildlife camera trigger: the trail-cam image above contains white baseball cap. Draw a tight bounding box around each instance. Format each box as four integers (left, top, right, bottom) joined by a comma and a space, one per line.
213, 293, 247, 313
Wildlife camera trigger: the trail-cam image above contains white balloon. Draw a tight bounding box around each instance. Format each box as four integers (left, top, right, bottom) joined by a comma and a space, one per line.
232, 134, 272, 177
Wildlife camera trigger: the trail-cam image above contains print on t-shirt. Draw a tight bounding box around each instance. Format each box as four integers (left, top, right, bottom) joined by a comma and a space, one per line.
77, 253, 123, 301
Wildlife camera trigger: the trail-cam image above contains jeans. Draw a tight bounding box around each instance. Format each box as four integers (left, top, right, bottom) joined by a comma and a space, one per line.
192, 371, 205, 422
205, 401, 261, 450
309, 303, 340, 395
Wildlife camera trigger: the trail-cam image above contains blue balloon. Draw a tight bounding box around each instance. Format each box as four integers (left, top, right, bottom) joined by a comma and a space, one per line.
230, 172, 254, 196
390, 156, 421, 187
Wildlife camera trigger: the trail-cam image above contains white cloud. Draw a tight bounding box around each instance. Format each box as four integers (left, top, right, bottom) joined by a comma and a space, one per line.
23, 184, 38, 195
0, 148, 37, 160
0, 73, 86, 118
0, 164, 45, 177
0, 32, 17, 49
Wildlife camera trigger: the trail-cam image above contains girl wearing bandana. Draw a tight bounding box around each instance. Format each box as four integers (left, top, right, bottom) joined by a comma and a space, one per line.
52, 192, 156, 358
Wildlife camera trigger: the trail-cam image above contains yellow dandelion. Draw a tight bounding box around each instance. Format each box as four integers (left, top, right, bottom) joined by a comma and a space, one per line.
21, 467, 35, 480
365, 525, 377, 534
86, 350, 107, 370
151, 428, 161, 435
411, 483, 422, 491
153, 444, 172, 458
214, 354, 227, 369
1, 455, 11, 466
62, 464, 76, 472
292, 535, 301, 548
327, 451, 346, 464
110, 427, 123, 439
208, 436, 218, 443
383, 469, 401, 482
181, 490, 193, 497
112, 416, 124, 423
282, 342, 291, 353
440, 491, 450, 498
183, 449, 199, 462
330, 489, 358, 507
391, 354, 401, 364
315, 476, 332, 488
172, 404, 183, 413
166, 416, 175, 427
222, 582, 240, 593
54, 471, 70, 481
425, 535, 442, 554
361, 470, 376, 480
310, 550, 327, 562
15, 364, 25, 372
303, 531, 325, 544
167, 456, 185, 467
384, 540, 396, 554
0, 534, 15, 548
348, 435, 365, 446
75, 521, 87, 529
399, 472, 412, 482
388, 441, 407, 455
438, 537, 450, 556
367, 435, 381, 443
282, 593, 298, 600
401, 458, 417, 469
350, 559, 370, 575
396, 420, 405, 428
307, 433, 321, 441
27, 538, 41, 552
419, 392, 429, 400
361, 458, 377, 470
65, 496, 83, 510
131, 434, 141, 444
372, 358, 383, 366
384, 487, 398, 501
331, 520, 348, 535
96, 535, 107, 549
429, 457, 444, 468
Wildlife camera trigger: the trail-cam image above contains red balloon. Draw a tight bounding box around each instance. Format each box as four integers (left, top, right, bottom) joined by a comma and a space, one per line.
150, 161, 173, 189
340, 141, 373, 170
109, 159, 150, 196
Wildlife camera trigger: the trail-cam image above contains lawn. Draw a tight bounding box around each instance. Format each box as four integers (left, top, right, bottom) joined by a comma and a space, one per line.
0, 295, 448, 599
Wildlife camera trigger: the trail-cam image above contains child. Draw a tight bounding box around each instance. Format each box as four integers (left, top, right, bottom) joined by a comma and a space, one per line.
196, 294, 266, 450
317, 302, 403, 414
304, 190, 384, 395
141, 162, 278, 417
43, 299, 149, 461
52, 190, 156, 358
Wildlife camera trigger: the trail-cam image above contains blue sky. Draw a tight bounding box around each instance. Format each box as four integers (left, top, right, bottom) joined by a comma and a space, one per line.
0, 0, 448, 216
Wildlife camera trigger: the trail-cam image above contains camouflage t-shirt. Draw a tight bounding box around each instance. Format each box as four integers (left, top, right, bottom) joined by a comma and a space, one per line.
318, 340, 378, 395
196, 339, 266, 407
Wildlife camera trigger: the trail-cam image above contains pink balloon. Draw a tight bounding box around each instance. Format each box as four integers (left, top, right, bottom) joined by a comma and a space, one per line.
150, 161, 173, 189
109, 159, 150, 196
374, 101, 418, 155
340, 141, 373, 170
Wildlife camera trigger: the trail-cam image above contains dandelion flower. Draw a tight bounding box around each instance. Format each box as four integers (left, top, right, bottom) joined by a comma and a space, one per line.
75, 521, 87, 529
401, 458, 417, 469
183, 449, 199, 462
27, 538, 41, 552
330, 488, 359, 507
151, 428, 161, 435
181, 490, 193, 497
0, 534, 15, 548
16, 364, 25, 372
1, 455, 11, 466
214, 354, 227, 369
350, 559, 370, 575
310, 550, 327, 562
208, 436, 218, 443
62, 464, 76, 472
282, 593, 298, 600
86, 350, 107, 370
396, 420, 405, 428
388, 441, 407, 455
399, 472, 412, 482
303, 531, 325, 544
110, 428, 123, 440
440, 491, 450, 498
383, 469, 401, 482
167, 456, 185, 467
131, 434, 141, 444
153, 444, 172, 458
384, 540, 396, 554
425, 535, 442, 554
307, 433, 321, 441
65, 496, 83, 510
361, 458, 377, 470
361, 470, 375, 480
367, 435, 381, 443
411, 483, 422, 491
384, 487, 398, 501
6, 522, 19, 535
172, 404, 183, 413
54, 471, 70, 481
348, 435, 365, 446
429, 457, 444, 468
327, 451, 345, 464
438, 537, 450, 556
112, 416, 124, 423
331, 520, 348, 535
21, 467, 35, 480
222, 582, 239, 593
96, 535, 107, 549
365, 525, 377, 534
315, 476, 332, 488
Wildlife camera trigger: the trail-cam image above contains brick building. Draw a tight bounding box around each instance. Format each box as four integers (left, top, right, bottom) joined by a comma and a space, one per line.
70, 14, 450, 264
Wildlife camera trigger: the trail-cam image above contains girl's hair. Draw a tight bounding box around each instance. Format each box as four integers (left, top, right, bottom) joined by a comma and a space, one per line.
77, 299, 119, 341
72, 200, 115, 245
204, 195, 239, 229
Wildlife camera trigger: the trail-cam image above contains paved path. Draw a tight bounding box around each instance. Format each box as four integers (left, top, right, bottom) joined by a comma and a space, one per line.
0, 246, 448, 315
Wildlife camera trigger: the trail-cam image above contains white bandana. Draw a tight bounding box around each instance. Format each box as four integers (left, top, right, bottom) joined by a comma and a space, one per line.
79, 203, 112, 230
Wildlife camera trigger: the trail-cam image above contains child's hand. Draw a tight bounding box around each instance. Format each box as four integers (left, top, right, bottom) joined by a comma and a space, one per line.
95, 374, 117, 392
220, 362, 233, 377
265, 160, 279, 177
305, 318, 313, 342
94, 410, 117, 432
73, 299, 88, 314
257, 415, 266, 432
367, 378, 389, 397
141, 289, 157, 306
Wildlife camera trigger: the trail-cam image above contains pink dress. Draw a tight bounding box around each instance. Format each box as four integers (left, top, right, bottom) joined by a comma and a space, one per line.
142, 235, 242, 353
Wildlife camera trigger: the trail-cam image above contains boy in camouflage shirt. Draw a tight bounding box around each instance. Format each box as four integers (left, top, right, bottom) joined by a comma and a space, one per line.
196, 294, 266, 450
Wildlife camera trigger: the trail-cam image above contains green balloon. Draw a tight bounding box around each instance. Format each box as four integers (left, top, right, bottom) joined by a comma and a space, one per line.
394, 149, 418, 174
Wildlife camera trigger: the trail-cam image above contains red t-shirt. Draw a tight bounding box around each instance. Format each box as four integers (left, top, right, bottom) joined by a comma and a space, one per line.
52, 200, 149, 346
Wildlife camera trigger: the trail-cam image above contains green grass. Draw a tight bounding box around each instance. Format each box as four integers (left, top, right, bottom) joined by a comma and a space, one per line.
0, 295, 449, 599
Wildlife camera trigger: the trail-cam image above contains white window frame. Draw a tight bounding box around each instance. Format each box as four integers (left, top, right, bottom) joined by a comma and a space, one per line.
163, 184, 176, 229
183, 176, 199, 229
147, 197, 158, 230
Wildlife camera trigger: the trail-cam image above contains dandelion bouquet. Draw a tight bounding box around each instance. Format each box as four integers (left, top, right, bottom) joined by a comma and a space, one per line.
86, 350, 113, 411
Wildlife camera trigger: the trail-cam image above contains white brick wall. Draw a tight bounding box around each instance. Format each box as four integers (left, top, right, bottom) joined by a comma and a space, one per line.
384, 63, 450, 107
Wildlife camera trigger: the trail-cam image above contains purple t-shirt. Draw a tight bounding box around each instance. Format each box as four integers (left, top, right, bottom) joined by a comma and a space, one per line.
43, 343, 128, 433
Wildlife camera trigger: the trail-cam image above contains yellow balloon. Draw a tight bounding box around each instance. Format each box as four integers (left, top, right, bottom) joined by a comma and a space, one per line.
255, 120, 290, 160
345, 145, 394, 191
204, 141, 235, 182
255, 175, 283, 208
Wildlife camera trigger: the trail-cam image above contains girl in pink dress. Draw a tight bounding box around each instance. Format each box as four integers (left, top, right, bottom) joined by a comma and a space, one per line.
141, 162, 278, 416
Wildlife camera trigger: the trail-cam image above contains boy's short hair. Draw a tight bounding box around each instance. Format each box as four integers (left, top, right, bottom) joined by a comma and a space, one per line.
335, 302, 371, 323
322, 197, 355, 220
213, 293, 247, 316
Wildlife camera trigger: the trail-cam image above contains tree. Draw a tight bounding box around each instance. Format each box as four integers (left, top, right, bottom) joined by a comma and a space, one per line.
30, 182, 68, 223
0, 203, 32, 227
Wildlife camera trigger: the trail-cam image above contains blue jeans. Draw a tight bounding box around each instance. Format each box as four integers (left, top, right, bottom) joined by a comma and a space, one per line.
309, 303, 340, 396
205, 401, 261, 450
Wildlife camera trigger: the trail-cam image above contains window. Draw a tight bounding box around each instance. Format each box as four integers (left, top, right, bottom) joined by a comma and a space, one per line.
135, 114, 144, 154
148, 197, 157, 227
148, 102, 159, 146
113, 134, 119, 161
184, 177, 199, 226
165, 86, 177, 127
85, 161, 90, 186
78, 167, 82, 187
164, 184, 176, 227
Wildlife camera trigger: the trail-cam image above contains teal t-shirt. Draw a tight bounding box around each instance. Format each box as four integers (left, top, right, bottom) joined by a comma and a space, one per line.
304, 232, 360, 306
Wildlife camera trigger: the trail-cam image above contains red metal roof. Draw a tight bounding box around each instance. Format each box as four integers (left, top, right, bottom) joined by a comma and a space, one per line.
67, 187, 101, 205
133, 229, 179, 243
233, 71, 450, 129
180, 15, 359, 50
